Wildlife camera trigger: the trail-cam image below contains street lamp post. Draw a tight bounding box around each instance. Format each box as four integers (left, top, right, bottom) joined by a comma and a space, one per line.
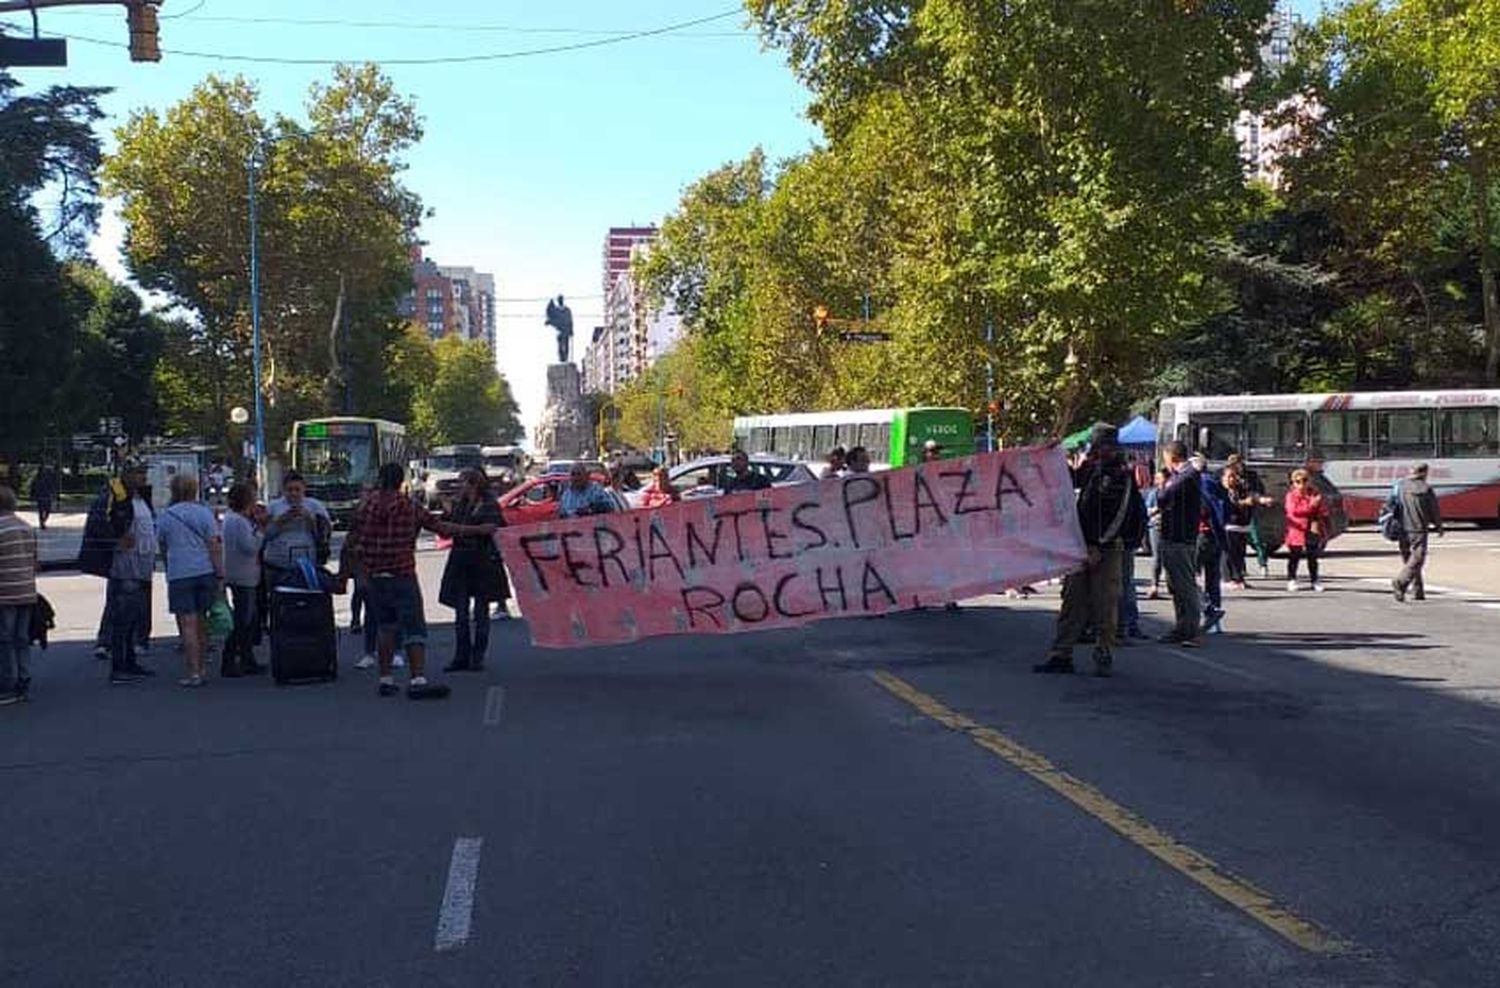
247, 151, 267, 494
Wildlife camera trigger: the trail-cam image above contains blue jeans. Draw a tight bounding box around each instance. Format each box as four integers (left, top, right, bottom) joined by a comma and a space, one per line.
1117, 545, 1140, 633
109, 578, 150, 673
97, 577, 152, 649
0, 604, 31, 695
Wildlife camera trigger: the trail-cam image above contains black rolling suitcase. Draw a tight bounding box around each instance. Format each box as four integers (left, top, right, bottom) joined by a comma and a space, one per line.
270, 587, 338, 684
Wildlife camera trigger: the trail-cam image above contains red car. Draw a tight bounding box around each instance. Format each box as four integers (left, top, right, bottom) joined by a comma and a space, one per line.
497, 472, 628, 526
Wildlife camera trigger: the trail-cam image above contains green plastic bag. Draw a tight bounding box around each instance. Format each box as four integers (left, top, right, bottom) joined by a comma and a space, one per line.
206, 593, 233, 639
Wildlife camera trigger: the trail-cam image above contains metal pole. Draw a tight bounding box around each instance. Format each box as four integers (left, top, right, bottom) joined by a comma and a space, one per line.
248, 152, 267, 494
984, 318, 995, 453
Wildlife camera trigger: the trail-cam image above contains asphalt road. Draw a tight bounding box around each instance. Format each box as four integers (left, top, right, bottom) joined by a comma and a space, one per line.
4, 549, 1500, 986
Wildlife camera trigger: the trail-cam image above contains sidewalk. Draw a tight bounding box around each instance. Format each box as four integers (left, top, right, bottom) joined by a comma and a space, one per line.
25, 509, 87, 570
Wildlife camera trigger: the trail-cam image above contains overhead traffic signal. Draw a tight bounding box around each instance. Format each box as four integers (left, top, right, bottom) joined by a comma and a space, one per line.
127, 1, 160, 62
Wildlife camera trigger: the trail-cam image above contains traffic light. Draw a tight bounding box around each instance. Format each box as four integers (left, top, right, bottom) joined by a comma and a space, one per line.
813, 304, 830, 331
127, 2, 160, 62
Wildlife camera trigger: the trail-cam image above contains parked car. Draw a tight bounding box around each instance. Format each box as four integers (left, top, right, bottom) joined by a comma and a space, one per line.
666, 455, 818, 500
497, 472, 629, 526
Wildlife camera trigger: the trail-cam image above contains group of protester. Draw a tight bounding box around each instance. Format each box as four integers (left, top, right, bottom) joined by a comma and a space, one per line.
1036, 423, 1447, 678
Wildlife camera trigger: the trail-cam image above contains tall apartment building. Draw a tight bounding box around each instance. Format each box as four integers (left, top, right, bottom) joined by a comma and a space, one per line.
1232, 3, 1304, 189
397, 247, 497, 351
602, 226, 657, 296
581, 233, 682, 395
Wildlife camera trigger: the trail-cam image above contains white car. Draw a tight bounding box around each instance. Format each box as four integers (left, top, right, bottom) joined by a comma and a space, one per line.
663, 455, 818, 501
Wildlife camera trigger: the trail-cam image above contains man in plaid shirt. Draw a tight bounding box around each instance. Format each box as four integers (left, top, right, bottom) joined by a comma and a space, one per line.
349, 463, 453, 699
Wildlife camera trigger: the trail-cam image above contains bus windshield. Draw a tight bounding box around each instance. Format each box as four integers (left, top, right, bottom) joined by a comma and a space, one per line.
295, 433, 376, 486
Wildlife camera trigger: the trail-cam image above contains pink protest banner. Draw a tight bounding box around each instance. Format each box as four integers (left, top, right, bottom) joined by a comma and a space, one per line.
498, 445, 1086, 649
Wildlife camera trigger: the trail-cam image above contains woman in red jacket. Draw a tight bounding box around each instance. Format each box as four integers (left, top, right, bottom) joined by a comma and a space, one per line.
1283, 469, 1330, 592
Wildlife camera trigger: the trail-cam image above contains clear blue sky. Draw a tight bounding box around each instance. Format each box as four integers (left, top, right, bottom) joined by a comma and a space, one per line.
2, 0, 819, 434
5, 0, 1324, 434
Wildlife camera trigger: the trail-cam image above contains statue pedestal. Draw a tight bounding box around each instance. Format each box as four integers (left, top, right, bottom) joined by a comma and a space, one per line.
535, 363, 591, 460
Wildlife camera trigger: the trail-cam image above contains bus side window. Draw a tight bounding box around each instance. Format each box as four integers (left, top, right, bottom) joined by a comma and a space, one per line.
1375, 410, 1436, 458
1441, 407, 1500, 458
813, 424, 835, 454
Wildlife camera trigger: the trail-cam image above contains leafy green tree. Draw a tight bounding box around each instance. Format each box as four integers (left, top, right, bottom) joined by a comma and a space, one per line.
62, 263, 167, 440
0, 68, 107, 469
1278, 0, 1500, 380
409, 336, 523, 447
101, 65, 426, 453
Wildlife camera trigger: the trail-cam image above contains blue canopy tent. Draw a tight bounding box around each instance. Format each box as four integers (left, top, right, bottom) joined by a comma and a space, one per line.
1117, 415, 1156, 448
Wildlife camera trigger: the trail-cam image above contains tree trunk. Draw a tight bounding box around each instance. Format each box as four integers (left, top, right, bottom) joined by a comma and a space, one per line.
1471, 150, 1500, 381
326, 272, 346, 412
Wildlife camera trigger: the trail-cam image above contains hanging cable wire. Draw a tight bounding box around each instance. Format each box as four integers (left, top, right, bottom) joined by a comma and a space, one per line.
0, 7, 744, 65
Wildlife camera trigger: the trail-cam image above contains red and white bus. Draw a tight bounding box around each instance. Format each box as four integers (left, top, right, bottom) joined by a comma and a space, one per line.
1158, 390, 1500, 524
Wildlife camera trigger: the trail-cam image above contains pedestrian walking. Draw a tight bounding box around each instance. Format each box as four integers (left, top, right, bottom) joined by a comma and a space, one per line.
219, 481, 266, 677
81, 462, 158, 683
1390, 463, 1444, 602
261, 471, 332, 588
0, 486, 38, 704
1193, 455, 1230, 635
845, 446, 872, 474
1283, 468, 1329, 592
1034, 423, 1145, 677
439, 469, 508, 673
29, 464, 58, 530
346, 463, 452, 699
1156, 441, 1204, 646
1220, 460, 1262, 589
1145, 468, 1167, 599
156, 473, 224, 688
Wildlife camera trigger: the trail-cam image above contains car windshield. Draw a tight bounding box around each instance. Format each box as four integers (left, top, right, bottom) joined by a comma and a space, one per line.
294, 436, 374, 485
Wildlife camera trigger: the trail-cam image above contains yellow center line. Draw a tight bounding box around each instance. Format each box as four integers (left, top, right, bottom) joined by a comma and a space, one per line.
868, 669, 1352, 957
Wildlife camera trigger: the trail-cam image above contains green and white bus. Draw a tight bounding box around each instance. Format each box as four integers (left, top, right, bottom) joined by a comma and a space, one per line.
731, 407, 976, 469
288, 417, 408, 524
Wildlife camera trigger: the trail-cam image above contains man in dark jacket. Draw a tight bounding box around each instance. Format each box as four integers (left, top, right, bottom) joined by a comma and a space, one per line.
1391, 463, 1444, 602
1035, 423, 1145, 678
1157, 440, 1203, 646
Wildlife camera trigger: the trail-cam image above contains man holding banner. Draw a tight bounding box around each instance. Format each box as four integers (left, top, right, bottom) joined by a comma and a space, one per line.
1033, 423, 1145, 678
498, 443, 1088, 649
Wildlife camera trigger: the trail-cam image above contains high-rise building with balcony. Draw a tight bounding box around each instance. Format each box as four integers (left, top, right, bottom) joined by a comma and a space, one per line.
397, 247, 498, 351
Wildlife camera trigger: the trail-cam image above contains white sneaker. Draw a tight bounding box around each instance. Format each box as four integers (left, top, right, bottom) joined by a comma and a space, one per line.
1311, 582, 1326, 593
354, 654, 376, 670
393, 652, 407, 669
1286, 580, 1299, 592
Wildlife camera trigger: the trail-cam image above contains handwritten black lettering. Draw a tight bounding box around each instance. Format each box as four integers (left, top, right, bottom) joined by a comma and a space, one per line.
631, 514, 646, 574
758, 506, 795, 560
841, 476, 882, 549
646, 522, 686, 582
881, 474, 916, 541
772, 572, 817, 618
681, 586, 726, 629
518, 533, 561, 593
791, 502, 829, 552
816, 565, 848, 612
559, 531, 595, 587
912, 471, 949, 532
940, 468, 990, 516
730, 582, 771, 623
592, 525, 631, 588
684, 516, 724, 569
860, 559, 897, 611
722, 508, 754, 563
994, 462, 1032, 510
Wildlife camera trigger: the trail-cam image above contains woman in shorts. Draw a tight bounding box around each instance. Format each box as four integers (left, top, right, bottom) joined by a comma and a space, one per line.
156, 473, 223, 688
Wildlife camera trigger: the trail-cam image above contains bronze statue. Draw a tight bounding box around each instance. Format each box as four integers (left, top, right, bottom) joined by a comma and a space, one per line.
545, 295, 574, 363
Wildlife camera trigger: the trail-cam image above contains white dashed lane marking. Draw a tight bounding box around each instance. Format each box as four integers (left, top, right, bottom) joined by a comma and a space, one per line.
434, 837, 483, 952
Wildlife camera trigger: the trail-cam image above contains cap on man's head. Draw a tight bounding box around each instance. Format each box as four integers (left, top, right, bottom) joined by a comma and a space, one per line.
1411, 462, 1429, 477
1087, 422, 1118, 449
